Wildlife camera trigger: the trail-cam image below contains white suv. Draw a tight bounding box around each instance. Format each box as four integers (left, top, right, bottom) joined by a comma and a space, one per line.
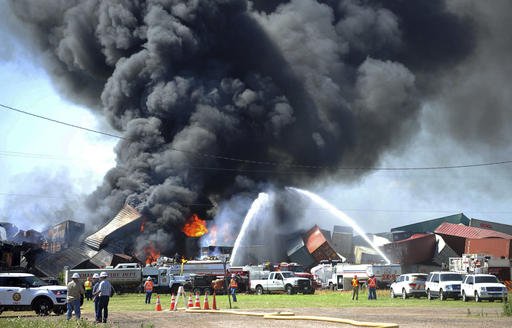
425, 271, 464, 300
0, 273, 67, 315
390, 273, 428, 299
461, 274, 508, 302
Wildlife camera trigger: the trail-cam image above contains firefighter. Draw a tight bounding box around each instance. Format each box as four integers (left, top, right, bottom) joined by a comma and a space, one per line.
229, 274, 238, 302
367, 274, 377, 300
144, 276, 154, 304
66, 273, 85, 320
351, 275, 359, 300
84, 277, 93, 301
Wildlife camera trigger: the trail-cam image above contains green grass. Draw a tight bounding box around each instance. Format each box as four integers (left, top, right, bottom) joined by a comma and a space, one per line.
1, 290, 509, 328
78, 289, 508, 310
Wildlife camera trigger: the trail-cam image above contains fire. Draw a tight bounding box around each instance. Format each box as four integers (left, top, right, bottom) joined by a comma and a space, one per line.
144, 242, 160, 265
140, 220, 145, 233
182, 214, 208, 237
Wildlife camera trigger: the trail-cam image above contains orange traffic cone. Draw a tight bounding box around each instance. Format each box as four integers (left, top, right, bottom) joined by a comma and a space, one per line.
194, 292, 201, 308
187, 294, 193, 308
203, 292, 210, 310
212, 292, 218, 310
169, 294, 176, 311
155, 295, 162, 311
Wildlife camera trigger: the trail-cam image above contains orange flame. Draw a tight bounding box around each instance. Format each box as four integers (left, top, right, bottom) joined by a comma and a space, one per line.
182, 214, 208, 237
140, 220, 145, 233
144, 242, 160, 265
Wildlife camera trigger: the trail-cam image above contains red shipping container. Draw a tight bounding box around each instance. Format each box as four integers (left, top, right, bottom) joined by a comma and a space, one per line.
465, 238, 512, 259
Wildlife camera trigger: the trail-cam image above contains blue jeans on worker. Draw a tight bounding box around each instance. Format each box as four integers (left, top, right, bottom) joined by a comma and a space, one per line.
230, 288, 237, 302
94, 297, 100, 322
98, 295, 110, 323
66, 299, 81, 320
145, 291, 153, 304
368, 287, 377, 300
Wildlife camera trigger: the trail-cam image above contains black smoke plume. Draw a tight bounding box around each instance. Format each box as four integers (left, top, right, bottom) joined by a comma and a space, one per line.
6, 0, 480, 255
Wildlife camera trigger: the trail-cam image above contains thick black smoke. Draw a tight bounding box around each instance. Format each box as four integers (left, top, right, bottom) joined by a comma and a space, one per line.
7, 0, 480, 255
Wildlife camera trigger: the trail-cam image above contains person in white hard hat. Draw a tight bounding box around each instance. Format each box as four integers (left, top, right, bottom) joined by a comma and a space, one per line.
144, 276, 154, 304
66, 273, 85, 320
94, 271, 112, 323
91, 273, 101, 322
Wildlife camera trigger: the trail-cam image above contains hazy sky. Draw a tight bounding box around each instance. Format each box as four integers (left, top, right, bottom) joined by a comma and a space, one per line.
1, 0, 511, 237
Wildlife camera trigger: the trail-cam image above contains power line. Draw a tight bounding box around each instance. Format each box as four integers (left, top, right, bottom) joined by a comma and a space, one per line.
2, 102, 512, 171
0, 103, 124, 139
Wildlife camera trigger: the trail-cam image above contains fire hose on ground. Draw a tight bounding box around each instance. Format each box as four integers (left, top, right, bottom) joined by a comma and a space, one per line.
185, 309, 399, 328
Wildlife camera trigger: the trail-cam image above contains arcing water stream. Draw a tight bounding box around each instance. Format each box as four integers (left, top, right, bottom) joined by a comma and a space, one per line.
287, 187, 391, 264
229, 192, 271, 265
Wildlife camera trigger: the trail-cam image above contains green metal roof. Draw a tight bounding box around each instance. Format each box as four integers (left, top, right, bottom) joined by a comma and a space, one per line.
391, 213, 470, 233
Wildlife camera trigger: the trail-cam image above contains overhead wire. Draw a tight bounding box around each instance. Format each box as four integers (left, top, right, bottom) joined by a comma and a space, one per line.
2, 102, 512, 171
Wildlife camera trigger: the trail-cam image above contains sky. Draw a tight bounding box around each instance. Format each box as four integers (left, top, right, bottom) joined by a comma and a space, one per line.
0, 0, 511, 240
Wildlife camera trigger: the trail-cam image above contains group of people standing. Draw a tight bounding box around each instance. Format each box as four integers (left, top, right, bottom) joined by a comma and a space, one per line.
351, 274, 378, 300
66, 272, 112, 323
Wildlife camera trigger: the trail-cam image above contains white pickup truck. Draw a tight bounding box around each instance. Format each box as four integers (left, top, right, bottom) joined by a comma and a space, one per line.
250, 271, 314, 295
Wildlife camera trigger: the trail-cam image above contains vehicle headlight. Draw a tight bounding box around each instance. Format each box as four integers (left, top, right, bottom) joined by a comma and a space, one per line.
445, 285, 453, 291
480, 287, 486, 291
292, 281, 299, 286
51, 290, 67, 296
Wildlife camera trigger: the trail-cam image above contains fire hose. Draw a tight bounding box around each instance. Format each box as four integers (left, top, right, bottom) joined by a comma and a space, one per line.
186, 309, 399, 327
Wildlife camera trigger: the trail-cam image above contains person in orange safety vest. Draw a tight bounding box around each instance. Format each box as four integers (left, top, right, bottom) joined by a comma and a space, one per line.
229, 274, 238, 302
144, 276, 154, 304
351, 275, 359, 300
367, 274, 377, 300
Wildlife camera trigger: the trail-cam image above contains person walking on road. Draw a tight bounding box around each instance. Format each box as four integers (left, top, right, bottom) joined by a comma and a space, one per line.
84, 277, 93, 301
351, 275, 359, 300
144, 276, 154, 304
229, 274, 238, 302
91, 273, 101, 323
95, 271, 112, 324
66, 273, 85, 320
367, 274, 377, 300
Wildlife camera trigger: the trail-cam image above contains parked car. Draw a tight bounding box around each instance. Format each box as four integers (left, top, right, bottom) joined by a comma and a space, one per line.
425, 271, 464, 300
0, 273, 67, 316
461, 274, 508, 302
390, 273, 428, 299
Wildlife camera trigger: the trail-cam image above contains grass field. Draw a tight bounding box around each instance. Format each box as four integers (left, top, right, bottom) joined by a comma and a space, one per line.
1, 290, 510, 328
82, 289, 509, 311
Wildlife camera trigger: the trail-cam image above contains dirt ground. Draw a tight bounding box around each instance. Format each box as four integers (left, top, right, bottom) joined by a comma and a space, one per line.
2, 306, 512, 327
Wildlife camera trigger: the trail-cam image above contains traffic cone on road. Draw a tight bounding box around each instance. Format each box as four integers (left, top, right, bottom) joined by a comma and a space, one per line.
169, 294, 176, 311
194, 292, 201, 308
212, 292, 218, 310
187, 294, 193, 308
203, 292, 210, 310
155, 295, 162, 311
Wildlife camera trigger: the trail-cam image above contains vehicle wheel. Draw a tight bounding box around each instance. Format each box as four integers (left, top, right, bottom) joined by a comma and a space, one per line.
462, 291, 468, 302
439, 289, 445, 301
204, 287, 212, 296
34, 298, 52, 316
0, 306, 4, 315
286, 285, 294, 295
475, 292, 481, 302
402, 288, 408, 300
489, 299, 494, 302
256, 285, 264, 295
193, 288, 201, 295
427, 290, 432, 300
390, 289, 395, 299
